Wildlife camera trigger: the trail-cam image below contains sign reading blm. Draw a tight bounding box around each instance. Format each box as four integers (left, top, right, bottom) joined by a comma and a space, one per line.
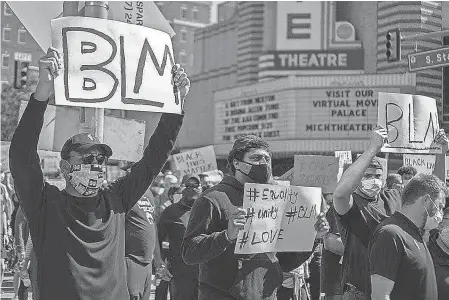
377, 92, 441, 154
51, 17, 181, 114
235, 183, 322, 254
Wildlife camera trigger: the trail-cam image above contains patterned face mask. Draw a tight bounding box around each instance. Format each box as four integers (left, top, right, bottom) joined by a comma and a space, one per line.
63, 161, 105, 196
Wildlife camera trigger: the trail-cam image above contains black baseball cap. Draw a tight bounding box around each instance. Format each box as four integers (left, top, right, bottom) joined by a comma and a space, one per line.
181, 174, 200, 186
61, 133, 113, 160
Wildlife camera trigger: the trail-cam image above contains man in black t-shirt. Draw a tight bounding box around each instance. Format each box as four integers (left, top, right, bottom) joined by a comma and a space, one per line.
370, 174, 447, 300
333, 127, 402, 300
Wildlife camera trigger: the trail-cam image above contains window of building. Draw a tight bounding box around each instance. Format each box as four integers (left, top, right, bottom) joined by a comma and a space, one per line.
2, 26, 11, 42
180, 27, 187, 42
179, 50, 187, 65
4, 3, 12, 16
2, 53, 10, 68
193, 6, 199, 21
181, 5, 188, 19
18, 27, 26, 44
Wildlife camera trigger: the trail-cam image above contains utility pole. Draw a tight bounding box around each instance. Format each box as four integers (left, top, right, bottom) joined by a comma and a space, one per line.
84, 1, 107, 142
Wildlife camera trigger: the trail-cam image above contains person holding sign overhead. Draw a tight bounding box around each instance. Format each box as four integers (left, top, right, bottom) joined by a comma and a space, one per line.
9, 48, 190, 300
181, 135, 329, 300
332, 126, 402, 300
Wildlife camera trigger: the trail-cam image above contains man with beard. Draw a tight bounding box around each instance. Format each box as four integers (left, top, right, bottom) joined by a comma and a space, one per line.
182, 135, 329, 300
332, 127, 402, 300
9, 47, 189, 300
157, 174, 202, 300
370, 174, 447, 300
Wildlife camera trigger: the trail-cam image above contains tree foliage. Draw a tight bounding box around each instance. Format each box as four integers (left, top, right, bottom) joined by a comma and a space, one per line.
1, 80, 38, 141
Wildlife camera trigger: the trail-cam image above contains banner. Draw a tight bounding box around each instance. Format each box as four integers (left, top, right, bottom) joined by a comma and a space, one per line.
293, 155, 339, 193
235, 183, 322, 254
172, 146, 218, 176
51, 17, 181, 113
377, 92, 441, 154
335, 151, 352, 180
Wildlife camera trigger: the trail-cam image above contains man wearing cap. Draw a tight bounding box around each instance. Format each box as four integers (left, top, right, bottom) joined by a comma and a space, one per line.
9, 48, 190, 300
182, 135, 329, 300
157, 174, 201, 300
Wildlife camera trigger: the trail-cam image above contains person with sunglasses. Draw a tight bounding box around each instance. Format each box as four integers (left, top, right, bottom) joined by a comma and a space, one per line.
9, 47, 190, 300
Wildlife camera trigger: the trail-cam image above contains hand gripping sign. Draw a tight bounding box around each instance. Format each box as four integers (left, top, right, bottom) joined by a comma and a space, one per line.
235, 183, 322, 254
377, 92, 441, 154
51, 17, 182, 114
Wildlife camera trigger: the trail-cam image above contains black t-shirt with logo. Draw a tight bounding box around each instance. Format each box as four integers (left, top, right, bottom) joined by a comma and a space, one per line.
125, 190, 157, 264
369, 212, 438, 300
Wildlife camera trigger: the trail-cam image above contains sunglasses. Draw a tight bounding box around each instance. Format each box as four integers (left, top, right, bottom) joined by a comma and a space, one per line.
81, 153, 108, 165
185, 182, 200, 189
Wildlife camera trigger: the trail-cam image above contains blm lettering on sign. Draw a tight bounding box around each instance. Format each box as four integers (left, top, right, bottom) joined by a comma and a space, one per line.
51, 17, 181, 113
235, 183, 322, 254
377, 92, 441, 154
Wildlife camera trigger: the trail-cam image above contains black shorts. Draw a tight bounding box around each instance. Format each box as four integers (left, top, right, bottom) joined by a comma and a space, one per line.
125, 256, 152, 300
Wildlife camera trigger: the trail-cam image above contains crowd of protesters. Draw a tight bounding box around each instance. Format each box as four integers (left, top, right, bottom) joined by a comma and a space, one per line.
1, 47, 449, 300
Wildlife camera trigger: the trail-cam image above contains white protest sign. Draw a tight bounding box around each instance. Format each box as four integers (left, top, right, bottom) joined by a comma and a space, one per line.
403, 154, 435, 175
51, 17, 181, 113
335, 151, 352, 180
377, 92, 441, 154
235, 183, 322, 254
172, 146, 218, 176
293, 155, 339, 193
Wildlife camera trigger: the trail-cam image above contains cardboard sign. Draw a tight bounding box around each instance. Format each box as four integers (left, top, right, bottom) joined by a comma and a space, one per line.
235, 183, 322, 254
335, 151, 352, 180
293, 155, 339, 193
51, 17, 181, 113
172, 146, 218, 176
377, 92, 441, 154
403, 154, 449, 178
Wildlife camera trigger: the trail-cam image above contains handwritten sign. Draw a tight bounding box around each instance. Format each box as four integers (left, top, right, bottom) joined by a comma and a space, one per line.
335, 151, 352, 180
172, 146, 218, 176
403, 154, 449, 178
377, 92, 441, 154
293, 155, 339, 193
235, 183, 322, 254
51, 17, 181, 113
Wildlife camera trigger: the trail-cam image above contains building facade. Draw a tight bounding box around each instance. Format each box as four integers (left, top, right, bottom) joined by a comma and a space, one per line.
155, 1, 212, 74
179, 1, 445, 175
217, 1, 238, 22
1, 2, 44, 84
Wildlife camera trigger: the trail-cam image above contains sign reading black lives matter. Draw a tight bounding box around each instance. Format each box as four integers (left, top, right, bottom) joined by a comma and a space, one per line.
377, 92, 441, 154
235, 183, 322, 254
172, 146, 218, 176
51, 17, 181, 114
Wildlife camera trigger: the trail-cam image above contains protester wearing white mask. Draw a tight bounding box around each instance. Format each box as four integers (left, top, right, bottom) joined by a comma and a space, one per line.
428, 207, 449, 300
369, 173, 447, 300
333, 127, 402, 300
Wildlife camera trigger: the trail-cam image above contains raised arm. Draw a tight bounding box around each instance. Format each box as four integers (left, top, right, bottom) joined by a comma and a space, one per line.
112, 65, 189, 211
432, 129, 448, 182
182, 198, 232, 265
9, 48, 61, 226
333, 127, 387, 215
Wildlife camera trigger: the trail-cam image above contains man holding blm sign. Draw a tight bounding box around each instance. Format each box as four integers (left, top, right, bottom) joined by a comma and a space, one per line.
9, 13, 190, 300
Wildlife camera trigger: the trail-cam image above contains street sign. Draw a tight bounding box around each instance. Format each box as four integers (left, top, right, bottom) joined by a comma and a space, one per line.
14, 52, 32, 62
408, 47, 449, 71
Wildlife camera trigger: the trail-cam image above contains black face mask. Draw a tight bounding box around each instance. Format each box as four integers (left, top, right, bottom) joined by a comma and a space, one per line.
238, 161, 271, 184
181, 187, 201, 206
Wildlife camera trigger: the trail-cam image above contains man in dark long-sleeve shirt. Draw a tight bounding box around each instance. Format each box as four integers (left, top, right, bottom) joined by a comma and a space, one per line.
9, 48, 190, 300
181, 135, 329, 300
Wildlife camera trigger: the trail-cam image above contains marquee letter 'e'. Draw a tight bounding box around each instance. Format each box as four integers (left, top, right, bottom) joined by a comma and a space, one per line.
63, 27, 119, 103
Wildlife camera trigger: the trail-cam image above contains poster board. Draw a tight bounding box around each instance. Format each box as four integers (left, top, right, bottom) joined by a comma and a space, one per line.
235, 183, 322, 254
335, 151, 352, 180
293, 155, 339, 193
172, 146, 218, 176
377, 92, 441, 154
51, 17, 181, 113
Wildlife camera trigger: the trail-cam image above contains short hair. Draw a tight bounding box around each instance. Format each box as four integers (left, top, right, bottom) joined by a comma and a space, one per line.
386, 174, 402, 189
397, 166, 417, 177
402, 173, 449, 206
227, 135, 270, 174
167, 185, 182, 198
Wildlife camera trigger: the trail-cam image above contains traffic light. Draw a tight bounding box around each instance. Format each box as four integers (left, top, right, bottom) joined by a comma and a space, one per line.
386, 29, 401, 62
14, 61, 29, 89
